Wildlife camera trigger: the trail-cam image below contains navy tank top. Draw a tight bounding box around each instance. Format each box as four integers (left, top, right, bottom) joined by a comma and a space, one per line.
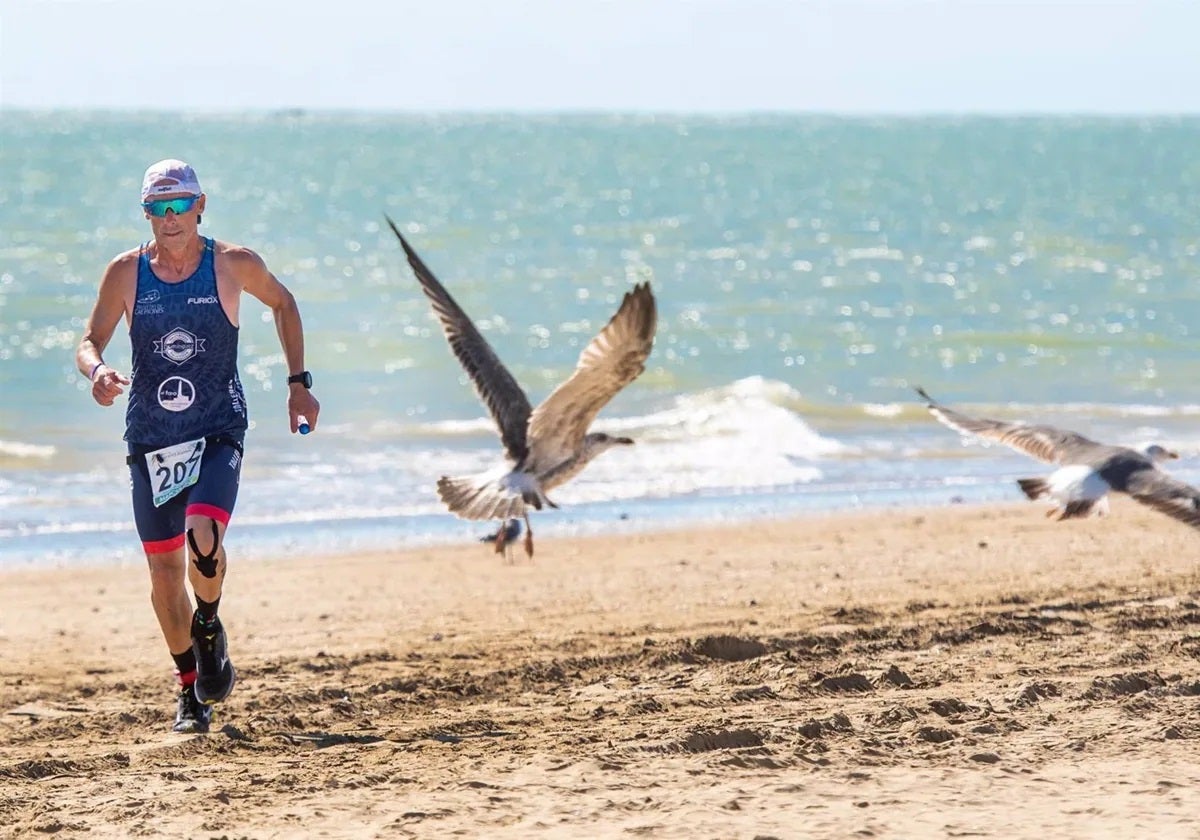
125, 237, 248, 446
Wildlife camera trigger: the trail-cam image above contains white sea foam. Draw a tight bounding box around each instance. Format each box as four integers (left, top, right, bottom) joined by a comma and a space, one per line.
383, 377, 846, 503
0, 439, 56, 459
602, 376, 844, 454
409, 376, 842, 448
861, 402, 904, 418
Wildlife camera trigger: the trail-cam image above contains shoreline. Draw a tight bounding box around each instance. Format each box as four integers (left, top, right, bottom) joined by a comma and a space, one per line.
0, 486, 1034, 573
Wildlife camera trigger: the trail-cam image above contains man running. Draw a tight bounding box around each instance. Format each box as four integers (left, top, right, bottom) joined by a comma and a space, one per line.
76, 159, 321, 733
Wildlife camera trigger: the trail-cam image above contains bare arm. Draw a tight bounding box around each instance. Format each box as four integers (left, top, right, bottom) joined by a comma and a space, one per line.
235, 249, 321, 434
77, 254, 134, 406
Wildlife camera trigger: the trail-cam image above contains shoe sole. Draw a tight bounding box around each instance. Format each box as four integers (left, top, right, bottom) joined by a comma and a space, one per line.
195, 663, 237, 706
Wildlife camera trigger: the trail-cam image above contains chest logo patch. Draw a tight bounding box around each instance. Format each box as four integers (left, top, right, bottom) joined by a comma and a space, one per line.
154, 327, 207, 365
157, 377, 196, 412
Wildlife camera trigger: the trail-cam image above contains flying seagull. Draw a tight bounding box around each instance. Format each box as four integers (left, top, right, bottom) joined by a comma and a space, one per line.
915, 386, 1200, 529
387, 217, 658, 557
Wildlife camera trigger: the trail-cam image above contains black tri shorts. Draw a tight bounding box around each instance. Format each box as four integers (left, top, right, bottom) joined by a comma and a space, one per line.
126, 433, 244, 554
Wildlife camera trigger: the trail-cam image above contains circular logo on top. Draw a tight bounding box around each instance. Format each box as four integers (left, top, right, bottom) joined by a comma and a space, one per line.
157, 377, 196, 412
154, 327, 207, 365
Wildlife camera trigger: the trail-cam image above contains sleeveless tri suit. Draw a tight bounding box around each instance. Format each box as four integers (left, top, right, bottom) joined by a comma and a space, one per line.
125, 237, 248, 553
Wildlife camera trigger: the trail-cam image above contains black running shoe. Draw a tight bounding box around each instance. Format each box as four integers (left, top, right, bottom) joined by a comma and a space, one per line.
173, 685, 212, 733
191, 612, 237, 705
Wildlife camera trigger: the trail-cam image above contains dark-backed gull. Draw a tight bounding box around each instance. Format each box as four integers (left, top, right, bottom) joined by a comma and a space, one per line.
915, 387, 1200, 529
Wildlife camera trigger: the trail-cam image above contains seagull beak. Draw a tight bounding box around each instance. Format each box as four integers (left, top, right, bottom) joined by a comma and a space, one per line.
615, 436, 635, 445
1168, 450, 1180, 459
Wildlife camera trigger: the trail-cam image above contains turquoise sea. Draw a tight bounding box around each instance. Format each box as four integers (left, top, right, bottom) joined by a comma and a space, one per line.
3, 112, 1200, 568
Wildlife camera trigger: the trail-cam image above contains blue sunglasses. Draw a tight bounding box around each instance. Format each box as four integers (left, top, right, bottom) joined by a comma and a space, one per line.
142, 195, 200, 217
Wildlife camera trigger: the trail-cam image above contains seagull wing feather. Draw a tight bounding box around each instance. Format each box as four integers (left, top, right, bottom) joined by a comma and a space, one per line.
915, 386, 1101, 465
526, 283, 657, 465
1122, 469, 1200, 530
388, 217, 532, 460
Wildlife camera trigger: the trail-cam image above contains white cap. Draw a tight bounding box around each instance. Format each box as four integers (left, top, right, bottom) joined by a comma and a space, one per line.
141, 159, 202, 200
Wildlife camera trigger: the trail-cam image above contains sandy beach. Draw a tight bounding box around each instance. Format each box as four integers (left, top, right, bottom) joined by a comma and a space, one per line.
3, 500, 1200, 839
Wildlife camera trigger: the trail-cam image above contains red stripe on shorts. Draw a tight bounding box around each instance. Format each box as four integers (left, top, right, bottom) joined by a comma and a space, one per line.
143, 534, 186, 554
186, 503, 231, 525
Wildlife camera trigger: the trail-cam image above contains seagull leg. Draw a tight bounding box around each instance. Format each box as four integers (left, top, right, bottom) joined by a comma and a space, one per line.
494, 523, 508, 556
523, 513, 535, 560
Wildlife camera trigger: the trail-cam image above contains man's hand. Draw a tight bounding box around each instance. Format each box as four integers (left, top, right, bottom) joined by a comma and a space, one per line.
91, 365, 131, 407
288, 390, 320, 434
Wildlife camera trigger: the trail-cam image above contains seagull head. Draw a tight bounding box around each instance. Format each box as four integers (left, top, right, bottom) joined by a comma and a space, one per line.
581, 432, 635, 458
1139, 443, 1180, 462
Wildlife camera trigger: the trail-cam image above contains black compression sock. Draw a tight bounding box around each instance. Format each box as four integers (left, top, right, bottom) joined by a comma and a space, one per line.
172, 649, 197, 676
195, 595, 221, 624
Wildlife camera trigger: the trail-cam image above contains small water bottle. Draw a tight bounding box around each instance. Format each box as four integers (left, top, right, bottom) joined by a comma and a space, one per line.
298, 416, 311, 435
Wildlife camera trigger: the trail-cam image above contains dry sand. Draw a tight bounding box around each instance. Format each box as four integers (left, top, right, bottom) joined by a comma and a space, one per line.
3, 500, 1200, 839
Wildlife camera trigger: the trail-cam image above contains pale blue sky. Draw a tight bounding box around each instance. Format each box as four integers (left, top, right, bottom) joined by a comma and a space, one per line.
2, 0, 1198, 113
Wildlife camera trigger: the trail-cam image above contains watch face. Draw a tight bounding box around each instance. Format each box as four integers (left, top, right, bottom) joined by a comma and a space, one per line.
290, 371, 312, 388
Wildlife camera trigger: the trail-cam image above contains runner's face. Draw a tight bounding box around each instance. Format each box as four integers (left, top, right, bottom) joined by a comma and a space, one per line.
144, 190, 205, 238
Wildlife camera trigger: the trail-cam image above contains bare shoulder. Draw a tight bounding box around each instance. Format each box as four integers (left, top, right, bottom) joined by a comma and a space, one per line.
211, 239, 271, 282
107, 245, 143, 271
102, 246, 141, 285
212, 239, 267, 268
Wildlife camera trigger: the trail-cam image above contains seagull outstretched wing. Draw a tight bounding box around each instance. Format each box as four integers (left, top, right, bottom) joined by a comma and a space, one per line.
915, 386, 1103, 465
526, 283, 657, 467
1122, 469, 1200, 531
388, 217, 532, 461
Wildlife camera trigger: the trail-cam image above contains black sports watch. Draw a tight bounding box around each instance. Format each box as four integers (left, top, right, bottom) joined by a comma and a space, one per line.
287, 371, 313, 389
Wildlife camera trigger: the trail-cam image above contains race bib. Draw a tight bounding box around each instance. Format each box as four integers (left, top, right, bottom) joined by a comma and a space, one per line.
145, 438, 206, 507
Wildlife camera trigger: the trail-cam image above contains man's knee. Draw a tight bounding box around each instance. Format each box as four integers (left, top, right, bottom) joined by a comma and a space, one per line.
146, 551, 187, 590
186, 519, 223, 579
